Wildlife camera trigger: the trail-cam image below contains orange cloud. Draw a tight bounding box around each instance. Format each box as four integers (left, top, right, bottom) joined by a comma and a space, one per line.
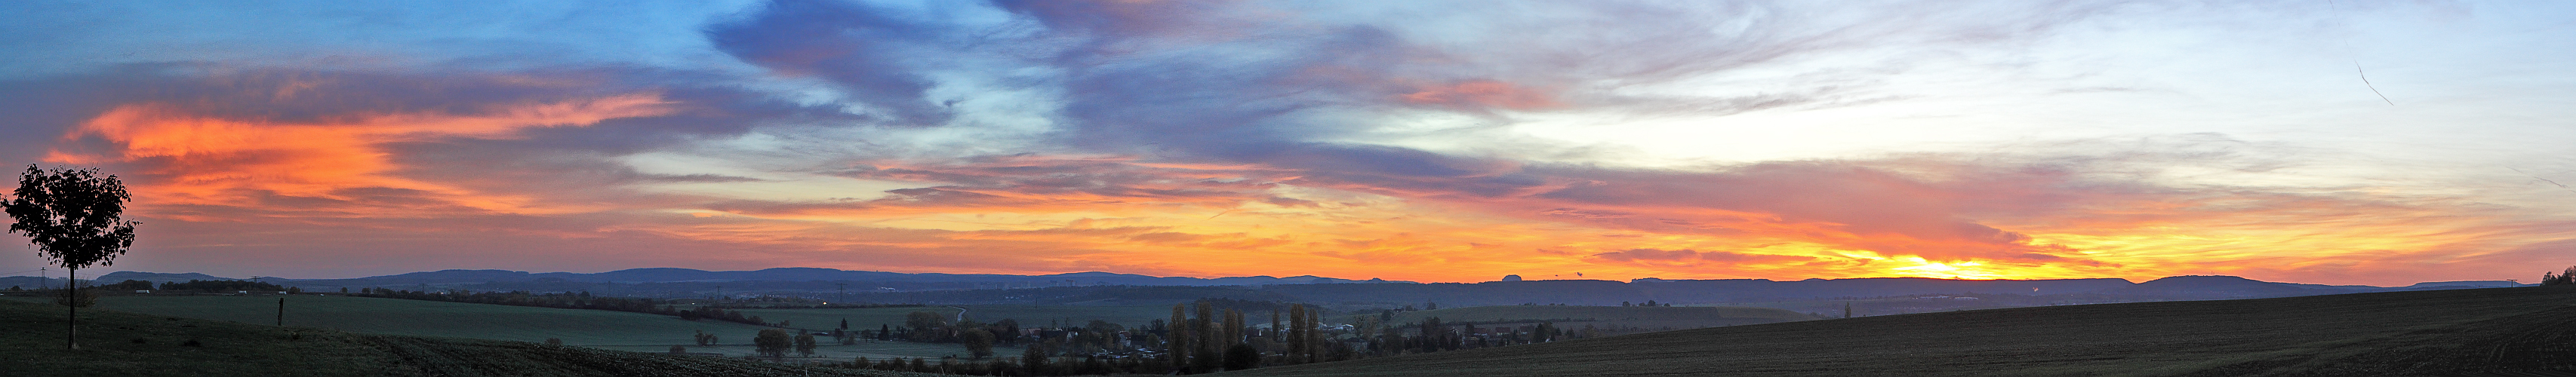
43, 109, 2562, 286
51, 93, 674, 218
1399, 79, 1559, 110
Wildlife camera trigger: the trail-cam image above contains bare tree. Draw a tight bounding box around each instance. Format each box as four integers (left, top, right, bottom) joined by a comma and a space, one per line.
6, 165, 138, 350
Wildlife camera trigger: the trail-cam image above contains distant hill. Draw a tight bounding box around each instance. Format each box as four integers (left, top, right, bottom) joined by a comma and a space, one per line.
2114, 275, 2352, 298
94, 271, 242, 284
0, 276, 67, 290
1246, 275, 2460, 307
1230, 287, 2576, 376
2401, 280, 2527, 289
261, 267, 1411, 288
8, 268, 2537, 309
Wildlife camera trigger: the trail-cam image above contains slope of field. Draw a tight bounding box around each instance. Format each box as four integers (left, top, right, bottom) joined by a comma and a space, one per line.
2, 296, 989, 359
34, 296, 777, 347
724, 306, 956, 332
1353, 305, 1819, 330
1233, 287, 2576, 376
0, 299, 931, 377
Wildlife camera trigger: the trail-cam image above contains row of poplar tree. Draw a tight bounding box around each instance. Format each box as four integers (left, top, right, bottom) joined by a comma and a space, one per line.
1162, 300, 1330, 372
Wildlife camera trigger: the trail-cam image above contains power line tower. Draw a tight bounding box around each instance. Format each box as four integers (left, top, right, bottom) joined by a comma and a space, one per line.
837, 283, 848, 305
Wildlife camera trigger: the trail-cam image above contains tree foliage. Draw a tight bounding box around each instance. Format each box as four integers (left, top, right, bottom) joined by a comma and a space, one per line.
100, 279, 152, 291
7, 165, 137, 271
753, 329, 792, 358
7, 164, 138, 351
961, 328, 996, 359
161, 279, 287, 293
1223, 343, 1260, 371
54, 286, 97, 308
2545, 266, 2575, 286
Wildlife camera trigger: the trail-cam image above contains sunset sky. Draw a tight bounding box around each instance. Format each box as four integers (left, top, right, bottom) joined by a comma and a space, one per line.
4, 0, 2572, 286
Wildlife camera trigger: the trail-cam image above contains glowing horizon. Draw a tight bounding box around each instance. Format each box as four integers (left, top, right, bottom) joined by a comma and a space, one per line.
2, 1, 2571, 286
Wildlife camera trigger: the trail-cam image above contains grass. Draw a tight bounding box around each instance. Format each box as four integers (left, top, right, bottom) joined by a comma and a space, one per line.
1, 295, 990, 360
0, 299, 937, 377
1229, 286, 2576, 376
722, 305, 956, 333
38, 295, 774, 347
726, 305, 1176, 331
1346, 305, 1819, 331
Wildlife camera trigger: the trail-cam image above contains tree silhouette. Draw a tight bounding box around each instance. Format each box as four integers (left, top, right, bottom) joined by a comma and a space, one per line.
1167, 303, 1190, 369
961, 328, 996, 359
5, 164, 138, 350
755, 329, 792, 358
1023, 345, 1048, 375
1223, 343, 1260, 371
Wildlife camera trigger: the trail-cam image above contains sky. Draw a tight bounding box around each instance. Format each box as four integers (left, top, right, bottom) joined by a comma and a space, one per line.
2, 0, 2572, 286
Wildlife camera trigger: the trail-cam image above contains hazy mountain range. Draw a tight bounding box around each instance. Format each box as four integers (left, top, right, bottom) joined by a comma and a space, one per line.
0, 268, 2527, 307
83, 268, 1406, 287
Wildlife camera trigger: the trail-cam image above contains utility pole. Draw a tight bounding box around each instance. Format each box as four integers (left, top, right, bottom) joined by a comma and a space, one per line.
277, 297, 286, 326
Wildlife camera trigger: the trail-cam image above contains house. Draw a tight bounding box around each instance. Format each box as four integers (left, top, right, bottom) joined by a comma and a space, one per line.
134, 290, 152, 293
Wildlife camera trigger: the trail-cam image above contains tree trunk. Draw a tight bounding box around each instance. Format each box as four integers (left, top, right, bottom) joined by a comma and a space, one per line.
66, 266, 77, 350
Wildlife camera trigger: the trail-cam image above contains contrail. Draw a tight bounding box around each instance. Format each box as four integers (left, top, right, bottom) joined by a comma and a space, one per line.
2329, 1, 2395, 106
2357, 63, 2394, 106
2511, 168, 2576, 194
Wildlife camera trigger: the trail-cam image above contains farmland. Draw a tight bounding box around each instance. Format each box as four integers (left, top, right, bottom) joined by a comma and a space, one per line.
1345, 305, 1820, 333
730, 305, 1177, 331
0, 295, 1002, 360
1233, 286, 2576, 376
0, 299, 932, 377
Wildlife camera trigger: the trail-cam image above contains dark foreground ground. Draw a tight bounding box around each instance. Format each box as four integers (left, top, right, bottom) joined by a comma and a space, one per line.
1228, 286, 2576, 376
0, 299, 931, 377
9, 287, 2573, 376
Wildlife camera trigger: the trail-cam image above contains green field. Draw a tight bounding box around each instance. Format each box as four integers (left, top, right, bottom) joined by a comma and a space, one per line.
1, 295, 999, 360
0, 299, 931, 377
1346, 305, 1820, 331
730, 305, 1176, 332
1234, 287, 2576, 376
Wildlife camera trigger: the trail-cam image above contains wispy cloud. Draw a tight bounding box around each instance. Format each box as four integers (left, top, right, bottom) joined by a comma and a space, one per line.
1, 0, 2569, 284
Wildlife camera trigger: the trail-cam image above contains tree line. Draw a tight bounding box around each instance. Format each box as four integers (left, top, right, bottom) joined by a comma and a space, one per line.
352, 288, 687, 319
353, 288, 823, 329
90, 279, 289, 293
751, 299, 1611, 376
